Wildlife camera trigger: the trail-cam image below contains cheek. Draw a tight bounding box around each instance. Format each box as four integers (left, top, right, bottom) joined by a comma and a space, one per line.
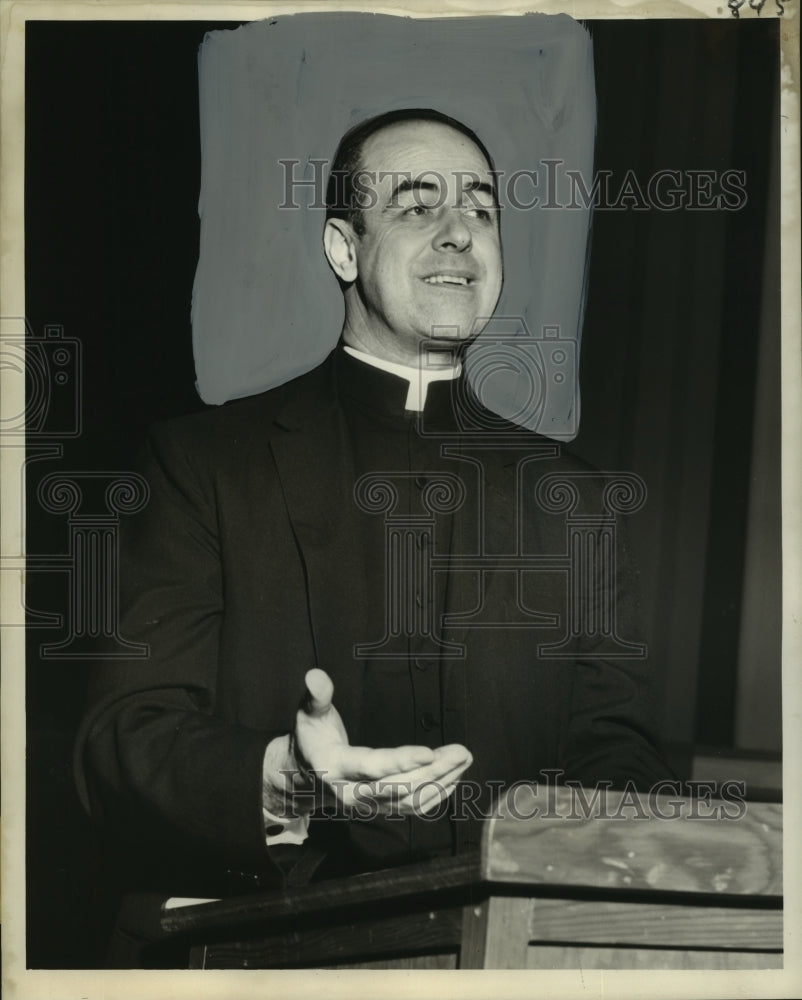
371, 238, 413, 285
473, 227, 501, 258
485, 235, 503, 271
485, 247, 504, 297
477, 237, 502, 280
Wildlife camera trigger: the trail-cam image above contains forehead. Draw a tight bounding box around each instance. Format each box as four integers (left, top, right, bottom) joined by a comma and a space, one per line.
359, 121, 492, 182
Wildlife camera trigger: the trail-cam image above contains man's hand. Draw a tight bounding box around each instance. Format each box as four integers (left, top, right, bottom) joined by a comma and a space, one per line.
263, 669, 472, 820
295, 668, 472, 816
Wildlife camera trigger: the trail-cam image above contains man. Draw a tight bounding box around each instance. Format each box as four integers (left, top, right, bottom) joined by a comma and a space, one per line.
76, 109, 671, 906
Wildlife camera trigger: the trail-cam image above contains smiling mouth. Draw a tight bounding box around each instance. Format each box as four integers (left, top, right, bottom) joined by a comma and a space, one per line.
422, 274, 475, 287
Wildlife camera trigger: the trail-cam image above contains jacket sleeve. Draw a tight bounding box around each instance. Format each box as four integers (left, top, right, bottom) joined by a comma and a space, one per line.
73, 422, 285, 878
560, 657, 676, 792
558, 498, 677, 792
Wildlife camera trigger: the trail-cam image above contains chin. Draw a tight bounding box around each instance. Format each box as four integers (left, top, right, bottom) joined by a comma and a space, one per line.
423, 328, 471, 342
416, 314, 481, 343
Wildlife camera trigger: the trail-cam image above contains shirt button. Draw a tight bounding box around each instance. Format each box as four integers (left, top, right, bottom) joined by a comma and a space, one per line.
420, 712, 438, 731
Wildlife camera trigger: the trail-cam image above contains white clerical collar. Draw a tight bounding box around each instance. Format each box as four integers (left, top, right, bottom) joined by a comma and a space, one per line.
343, 344, 462, 411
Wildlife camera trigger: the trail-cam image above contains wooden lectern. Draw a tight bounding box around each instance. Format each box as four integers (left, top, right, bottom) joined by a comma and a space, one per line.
160, 787, 782, 970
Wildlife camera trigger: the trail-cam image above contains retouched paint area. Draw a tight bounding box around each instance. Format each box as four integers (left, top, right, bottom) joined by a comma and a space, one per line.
193, 13, 595, 437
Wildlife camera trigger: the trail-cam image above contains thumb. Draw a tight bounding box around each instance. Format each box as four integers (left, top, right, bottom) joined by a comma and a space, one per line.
301, 668, 334, 718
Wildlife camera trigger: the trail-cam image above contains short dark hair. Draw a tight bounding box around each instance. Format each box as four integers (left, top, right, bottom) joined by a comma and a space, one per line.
325, 108, 496, 236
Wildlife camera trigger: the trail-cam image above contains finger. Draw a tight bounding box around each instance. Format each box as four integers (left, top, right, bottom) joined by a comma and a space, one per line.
432, 744, 473, 768
378, 761, 467, 797
301, 668, 334, 718
335, 778, 412, 811
379, 748, 472, 789
391, 780, 458, 816
375, 783, 455, 816
419, 782, 457, 814
390, 763, 467, 811
352, 778, 454, 814
338, 772, 462, 814
428, 760, 472, 789
336, 744, 436, 781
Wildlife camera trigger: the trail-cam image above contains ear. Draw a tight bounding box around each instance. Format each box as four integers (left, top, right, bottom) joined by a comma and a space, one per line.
323, 218, 359, 283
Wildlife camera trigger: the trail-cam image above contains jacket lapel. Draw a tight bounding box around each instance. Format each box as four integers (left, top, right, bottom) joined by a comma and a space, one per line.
268, 355, 368, 736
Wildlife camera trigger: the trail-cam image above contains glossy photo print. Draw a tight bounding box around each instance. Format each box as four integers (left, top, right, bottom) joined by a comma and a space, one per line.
2, 4, 799, 1000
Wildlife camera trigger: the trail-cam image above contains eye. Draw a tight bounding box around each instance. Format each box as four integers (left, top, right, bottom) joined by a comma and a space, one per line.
404, 205, 428, 217
465, 207, 493, 222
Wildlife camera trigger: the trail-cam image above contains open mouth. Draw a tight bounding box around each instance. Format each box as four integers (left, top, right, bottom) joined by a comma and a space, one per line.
422, 274, 475, 287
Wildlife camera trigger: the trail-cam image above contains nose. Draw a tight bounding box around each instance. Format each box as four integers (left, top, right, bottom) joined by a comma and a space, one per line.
432, 210, 472, 252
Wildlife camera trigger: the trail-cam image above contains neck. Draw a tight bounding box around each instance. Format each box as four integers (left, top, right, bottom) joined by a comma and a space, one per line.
341, 325, 460, 371
341, 343, 462, 411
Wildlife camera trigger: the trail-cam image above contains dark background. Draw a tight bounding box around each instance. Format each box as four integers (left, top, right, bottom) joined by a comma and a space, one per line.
24, 18, 781, 967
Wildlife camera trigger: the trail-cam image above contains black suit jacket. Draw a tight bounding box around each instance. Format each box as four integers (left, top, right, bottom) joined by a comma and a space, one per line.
76, 349, 671, 893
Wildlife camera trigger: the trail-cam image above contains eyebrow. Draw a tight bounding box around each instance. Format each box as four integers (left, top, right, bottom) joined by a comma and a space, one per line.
461, 178, 497, 202
387, 177, 498, 207
388, 178, 438, 204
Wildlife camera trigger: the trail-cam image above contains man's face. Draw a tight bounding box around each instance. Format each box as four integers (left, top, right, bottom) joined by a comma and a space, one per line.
343, 121, 503, 363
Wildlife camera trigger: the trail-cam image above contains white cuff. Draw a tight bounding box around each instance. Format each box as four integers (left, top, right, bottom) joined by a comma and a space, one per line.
263, 806, 311, 846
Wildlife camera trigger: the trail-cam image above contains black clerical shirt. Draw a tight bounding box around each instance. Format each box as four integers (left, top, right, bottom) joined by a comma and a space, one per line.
334, 348, 466, 865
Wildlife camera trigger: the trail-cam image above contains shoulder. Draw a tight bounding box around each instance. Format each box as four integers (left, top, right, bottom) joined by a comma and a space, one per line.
465, 406, 624, 516
147, 352, 336, 458
464, 398, 597, 473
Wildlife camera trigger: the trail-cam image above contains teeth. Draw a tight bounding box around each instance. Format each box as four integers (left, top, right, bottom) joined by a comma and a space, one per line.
424, 275, 470, 285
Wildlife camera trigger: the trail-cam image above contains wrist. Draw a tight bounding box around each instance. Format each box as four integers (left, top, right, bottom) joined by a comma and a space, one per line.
262, 735, 315, 818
